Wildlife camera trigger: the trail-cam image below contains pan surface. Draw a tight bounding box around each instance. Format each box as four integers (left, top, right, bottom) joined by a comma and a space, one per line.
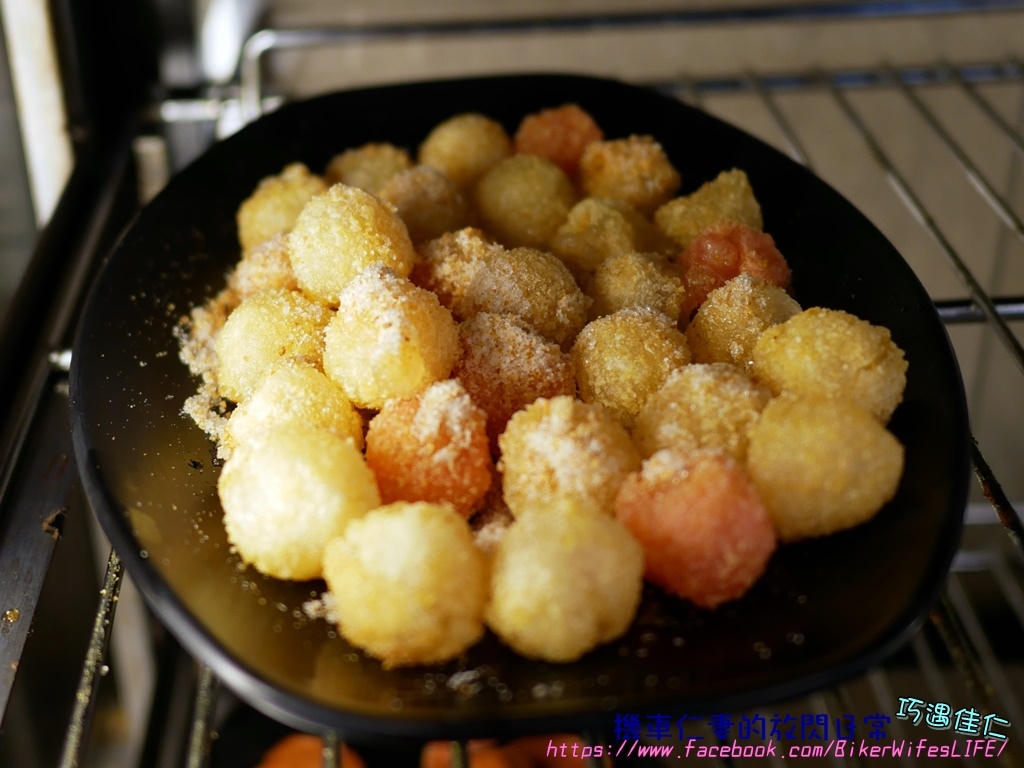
70, 74, 969, 741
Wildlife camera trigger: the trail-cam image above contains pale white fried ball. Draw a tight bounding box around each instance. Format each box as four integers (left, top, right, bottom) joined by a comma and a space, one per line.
236, 163, 327, 254
751, 306, 908, 423
288, 183, 417, 306
632, 362, 772, 462
218, 424, 380, 581
497, 396, 640, 517
685, 273, 801, 374
746, 393, 904, 541
222, 359, 363, 455
485, 500, 644, 663
322, 501, 488, 668
323, 265, 458, 409
572, 307, 691, 428
214, 288, 331, 403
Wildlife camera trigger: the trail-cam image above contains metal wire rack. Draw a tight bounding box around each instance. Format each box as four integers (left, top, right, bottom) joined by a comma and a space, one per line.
2, 5, 1024, 767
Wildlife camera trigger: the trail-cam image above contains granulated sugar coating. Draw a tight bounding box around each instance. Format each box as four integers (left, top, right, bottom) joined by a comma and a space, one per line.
323, 142, 413, 193
579, 135, 681, 216
585, 250, 685, 322
378, 165, 472, 245
654, 168, 763, 250
235, 162, 326, 255
411, 227, 503, 319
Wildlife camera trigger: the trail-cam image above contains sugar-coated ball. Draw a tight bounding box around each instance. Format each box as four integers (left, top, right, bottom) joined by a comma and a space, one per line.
578, 135, 681, 215
513, 103, 604, 178
654, 168, 763, 249
236, 163, 326, 254
323, 142, 412, 193
585, 250, 684, 322
411, 227, 502, 320
419, 112, 512, 189
227, 233, 297, 300
377, 165, 472, 245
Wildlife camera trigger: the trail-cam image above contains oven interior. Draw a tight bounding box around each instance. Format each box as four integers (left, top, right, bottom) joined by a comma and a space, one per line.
0, 2, 1023, 766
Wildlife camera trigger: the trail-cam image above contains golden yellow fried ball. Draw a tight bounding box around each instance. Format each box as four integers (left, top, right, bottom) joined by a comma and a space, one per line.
578, 135, 681, 216
746, 394, 904, 541
686, 274, 802, 374
377, 165, 472, 245
473, 154, 577, 249
218, 424, 380, 581
288, 183, 417, 306
323, 266, 458, 409
418, 112, 512, 189
572, 308, 691, 428
463, 246, 590, 348
654, 168, 763, 250
485, 500, 644, 663
632, 362, 772, 462
585, 250, 685, 322
751, 307, 908, 423
226, 233, 298, 300
322, 501, 488, 668
548, 197, 648, 275
214, 288, 331, 403
323, 142, 413, 192
498, 396, 640, 517
236, 163, 327, 254
222, 359, 363, 455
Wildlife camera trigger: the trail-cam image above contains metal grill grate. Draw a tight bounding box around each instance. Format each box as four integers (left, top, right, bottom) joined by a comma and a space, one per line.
2, 6, 1023, 768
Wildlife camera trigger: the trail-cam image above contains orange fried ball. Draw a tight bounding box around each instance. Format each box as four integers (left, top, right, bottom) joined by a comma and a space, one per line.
578, 135, 681, 215
632, 362, 772, 462
214, 288, 330, 403
686, 273, 801, 374
550, 197, 661, 276
365, 380, 493, 518
585, 250, 684, 322
323, 266, 458, 409
236, 163, 327, 254
218, 424, 380, 581
411, 227, 502, 319
485, 500, 644, 663
513, 103, 604, 179
223, 359, 364, 456
418, 112, 512, 189
322, 501, 488, 668
288, 183, 417, 306
677, 221, 792, 319
453, 312, 576, 449
572, 308, 691, 428
655, 168, 763, 249
497, 396, 640, 517
746, 394, 904, 541
473, 155, 577, 249
751, 307, 908, 423
323, 142, 413, 192
615, 449, 776, 609
377, 165, 472, 245
463, 246, 590, 348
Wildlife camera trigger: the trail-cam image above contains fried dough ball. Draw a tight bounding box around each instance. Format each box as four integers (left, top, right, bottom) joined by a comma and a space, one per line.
222, 359, 363, 455
498, 396, 640, 517
572, 308, 691, 428
411, 227, 502, 319
419, 112, 512, 189
585, 251, 685, 322
615, 449, 776, 609
473, 155, 577, 249
323, 142, 413, 192
365, 380, 493, 518
453, 313, 576, 449
218, 424, 380, 581
746, 394, 904, 541
513, 103, 604, 179
686, 274, 801, 374
751, 307, 908, 423
485, 500, 644, 663
655, 168, 763, 249
464, 246, 589, 348
214, 288, 330, 403
288, 183, 417, 306
677, 221, 792, 319
377, 165, 472, 244
226, 233, 297, 300
578, 135, 681, 216
323, 266, 458, 409
549, 197, 662, 276
633, 363, 772, 462
322, 501, 488, 668
236, 163, 327, 254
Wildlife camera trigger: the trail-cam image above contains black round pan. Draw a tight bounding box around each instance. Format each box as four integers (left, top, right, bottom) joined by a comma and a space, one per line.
70, 74, 969, 743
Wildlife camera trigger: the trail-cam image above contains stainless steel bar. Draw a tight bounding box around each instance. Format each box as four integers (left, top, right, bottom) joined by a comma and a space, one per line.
825, 75, 1024, 376
185, 663, 220, 768
322, 731, 339, 768
58, 550, 124, 768
934, 297, 1024, 322
951, 58, 1024, 160
747, 71, 813, 166
971, 441, 1024, 554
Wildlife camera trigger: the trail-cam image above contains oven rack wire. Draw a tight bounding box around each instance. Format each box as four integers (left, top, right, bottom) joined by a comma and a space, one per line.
1, 7, 1022, 768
